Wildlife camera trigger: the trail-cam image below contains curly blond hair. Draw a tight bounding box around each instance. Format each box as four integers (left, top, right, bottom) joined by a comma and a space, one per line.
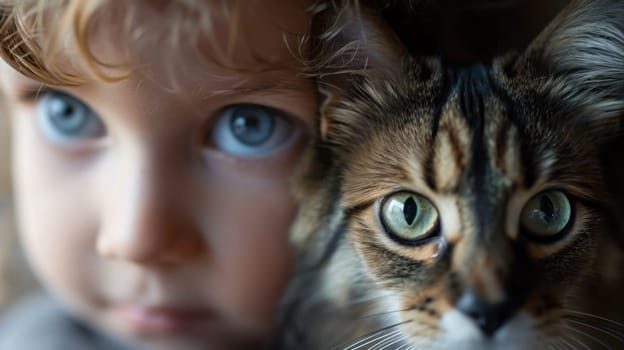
0, 0, 293, 86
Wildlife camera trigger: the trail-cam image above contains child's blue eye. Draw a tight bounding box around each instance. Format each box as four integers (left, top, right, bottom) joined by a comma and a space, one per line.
211, 104, 298, 158
37, 91, 106, 143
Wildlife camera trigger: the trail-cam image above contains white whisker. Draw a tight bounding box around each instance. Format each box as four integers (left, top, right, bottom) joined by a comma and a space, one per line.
394, 342, 412, 350
565, 324, 612, 350
566, 318, 624, 343
342, 329, 403, 350
366, 331, 401, 350
564, 310, 624, 329
558, 335, 578, 350
563, 333, 591, 350
372, 333, 405, 350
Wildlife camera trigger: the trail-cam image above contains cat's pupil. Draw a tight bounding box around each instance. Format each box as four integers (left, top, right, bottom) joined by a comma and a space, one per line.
403, 196, 418, 225
540, 195, 555, 223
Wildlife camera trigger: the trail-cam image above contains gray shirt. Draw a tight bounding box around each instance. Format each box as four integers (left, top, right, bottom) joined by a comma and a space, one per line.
0, 293, 137, 350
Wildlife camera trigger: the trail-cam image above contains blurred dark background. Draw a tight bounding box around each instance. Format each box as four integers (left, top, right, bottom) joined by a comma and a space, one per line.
374, 0, 570, 65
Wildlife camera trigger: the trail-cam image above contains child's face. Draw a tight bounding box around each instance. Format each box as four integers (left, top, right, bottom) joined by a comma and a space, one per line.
0, 1, 315, 349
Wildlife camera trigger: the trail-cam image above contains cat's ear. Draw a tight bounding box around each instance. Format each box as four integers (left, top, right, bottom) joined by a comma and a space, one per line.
510, 0, 624, 126
511, 0, 624, 247
307, 1, 406, 86
306, 1, 408, 139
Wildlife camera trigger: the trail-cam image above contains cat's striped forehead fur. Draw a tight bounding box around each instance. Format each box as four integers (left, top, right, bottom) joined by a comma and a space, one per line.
278, 0, 624, 349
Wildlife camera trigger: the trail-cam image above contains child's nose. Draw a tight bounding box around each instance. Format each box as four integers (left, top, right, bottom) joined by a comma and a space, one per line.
96, 163, 204, 265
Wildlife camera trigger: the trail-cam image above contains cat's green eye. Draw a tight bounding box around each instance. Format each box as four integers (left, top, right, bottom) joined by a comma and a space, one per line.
380, 192, 439, 244
520, 190, 572, 241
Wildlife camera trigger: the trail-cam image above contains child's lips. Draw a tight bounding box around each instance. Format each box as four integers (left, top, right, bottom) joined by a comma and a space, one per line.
117, 303, 218, 334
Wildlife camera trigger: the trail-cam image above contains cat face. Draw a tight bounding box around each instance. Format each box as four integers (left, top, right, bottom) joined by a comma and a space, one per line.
334, 62, 606, 348
281, 0, 624, 349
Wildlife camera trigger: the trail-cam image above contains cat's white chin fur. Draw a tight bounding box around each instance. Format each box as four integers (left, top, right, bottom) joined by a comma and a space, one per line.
437, 310, 538, 350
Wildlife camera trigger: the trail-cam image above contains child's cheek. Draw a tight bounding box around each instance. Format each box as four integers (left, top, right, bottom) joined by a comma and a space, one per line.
201, 157, 297, 323
11, 113, 102, 311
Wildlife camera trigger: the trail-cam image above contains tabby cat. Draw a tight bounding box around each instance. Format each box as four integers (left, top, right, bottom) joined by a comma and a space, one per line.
278, 0, 624, 349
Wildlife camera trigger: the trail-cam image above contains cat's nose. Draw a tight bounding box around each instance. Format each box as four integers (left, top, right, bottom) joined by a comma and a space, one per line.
455, 291, 516, 337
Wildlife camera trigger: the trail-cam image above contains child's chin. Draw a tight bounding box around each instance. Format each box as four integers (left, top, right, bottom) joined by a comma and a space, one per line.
113, 330, 260, 350
107, 310, 267, 350
130, 336, 253, 350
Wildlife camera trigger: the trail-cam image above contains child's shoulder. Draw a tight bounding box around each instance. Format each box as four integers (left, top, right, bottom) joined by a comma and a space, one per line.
0, 292, 130, 350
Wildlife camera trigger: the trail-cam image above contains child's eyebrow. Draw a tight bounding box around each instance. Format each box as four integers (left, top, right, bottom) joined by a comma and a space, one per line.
193, 75, 312, 100
0, 74, 43, 101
